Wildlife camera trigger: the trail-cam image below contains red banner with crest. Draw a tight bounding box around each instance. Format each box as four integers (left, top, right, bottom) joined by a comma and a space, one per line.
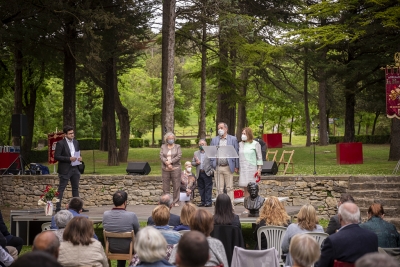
47, 132, 64, 164
386, 69, 400, 119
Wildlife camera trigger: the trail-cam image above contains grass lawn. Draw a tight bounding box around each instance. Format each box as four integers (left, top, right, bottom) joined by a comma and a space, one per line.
51, 143, 395, 176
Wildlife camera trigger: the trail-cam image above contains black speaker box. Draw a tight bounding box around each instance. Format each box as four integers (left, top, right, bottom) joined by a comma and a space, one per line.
261, 161, 278, 175
12, 114, 27, 136
126, 162, 151, 175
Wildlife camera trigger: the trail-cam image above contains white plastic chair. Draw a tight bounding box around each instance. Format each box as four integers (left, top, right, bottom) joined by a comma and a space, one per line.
306, 232, 329, 248
41, 222, 53, 231
178, 230, 190, 235
257, 226, 287, 267
231, 246, 279, 267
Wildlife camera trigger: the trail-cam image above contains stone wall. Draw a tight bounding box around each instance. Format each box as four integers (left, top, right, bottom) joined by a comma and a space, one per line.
0, 174, 351, 220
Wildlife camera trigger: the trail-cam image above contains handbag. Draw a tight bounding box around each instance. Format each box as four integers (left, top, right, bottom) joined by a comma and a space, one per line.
78, 161, 85, 174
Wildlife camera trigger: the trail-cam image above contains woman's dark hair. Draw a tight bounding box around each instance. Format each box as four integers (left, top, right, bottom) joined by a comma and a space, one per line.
213, 194, 235, 225
63, 217, 94, 246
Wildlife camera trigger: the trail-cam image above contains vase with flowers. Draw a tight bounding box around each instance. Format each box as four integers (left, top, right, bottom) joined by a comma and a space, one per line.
38, 185, 60, 216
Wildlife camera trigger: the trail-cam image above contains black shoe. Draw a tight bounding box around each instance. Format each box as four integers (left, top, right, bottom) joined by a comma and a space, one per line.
197, 203, 205, 207
81, 208, 89, 212
204, 203, 212, 207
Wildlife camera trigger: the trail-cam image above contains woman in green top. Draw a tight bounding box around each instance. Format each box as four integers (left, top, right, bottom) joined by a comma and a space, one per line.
238, 127, 263, 202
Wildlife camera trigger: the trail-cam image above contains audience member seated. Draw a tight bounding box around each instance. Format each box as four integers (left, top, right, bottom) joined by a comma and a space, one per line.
0, 246, 13, 267
173, 203, 197, 231
359, 203, 400, 248
134, 226, 175, 267
213, 194, 241, 229
0, 231, 17, 261
315, 202, 378, 267
282, 204, 324, 266
58, 217, 108, 267
53, 210, 73, 242
103, 190, 140, 267
32, 231, 60, 259
147, 194, 181, 227
175, 231, 210, 267
289, 234, 321, 267
10, 251, 63, 267
355, 252, 399, 267
180, 161, 196, 202
326, 193, 355, 235
152, 205, 181, 245
169, 209, 228, 267
254, 196, 291, 250
0, 210, 24, 255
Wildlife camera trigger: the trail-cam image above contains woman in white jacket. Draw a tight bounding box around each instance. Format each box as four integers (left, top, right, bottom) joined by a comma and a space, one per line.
58, 217, 108, 267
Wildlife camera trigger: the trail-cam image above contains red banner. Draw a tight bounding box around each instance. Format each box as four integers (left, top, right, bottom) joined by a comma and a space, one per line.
386, 70, 400, 119
47, 132, 64, 164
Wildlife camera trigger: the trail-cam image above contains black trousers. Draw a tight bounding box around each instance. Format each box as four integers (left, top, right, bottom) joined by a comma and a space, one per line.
197, 171, 213, 205
56, 166, 80, 210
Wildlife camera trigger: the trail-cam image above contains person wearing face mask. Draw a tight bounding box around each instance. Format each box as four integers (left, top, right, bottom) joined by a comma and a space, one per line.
180, 161, 196, 202
239, 127, 263, 213
210, 122, 239, 203
160, 132, 182, 206
192, 139, 214, 207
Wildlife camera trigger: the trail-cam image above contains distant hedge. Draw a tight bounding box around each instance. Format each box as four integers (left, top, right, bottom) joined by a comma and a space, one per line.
26, 148, 48, 163
328, 135, 390, 144
157, 139, 192, 148
77, 138, 150, 150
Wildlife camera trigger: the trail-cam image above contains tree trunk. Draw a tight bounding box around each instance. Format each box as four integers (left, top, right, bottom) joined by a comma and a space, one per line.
371, 111, 380, 135
100, 95, 108, 151
114, 61, 130, 163
289, 115, 294, 145
105, 57, 118, 166
389, 118, 400, 161
63, 24, 77, 129
161, 0, 176, 136
344, 90, 356, 142
152, 114, 156, 146
197, 18, 207, 139
303, 47, 311, 147
12, 45, 23, 147
357, 115, 362, 135
236, 69, 248, 138
318, 77, 328, 146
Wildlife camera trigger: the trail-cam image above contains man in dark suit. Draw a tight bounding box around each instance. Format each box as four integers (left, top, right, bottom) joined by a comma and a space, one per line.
147, 194, 180, 226
54, 125, 86, 212
315, 202, 378, 267
326, 193, 355, 235
210, 122, 239, 202
192, 139, 214, 207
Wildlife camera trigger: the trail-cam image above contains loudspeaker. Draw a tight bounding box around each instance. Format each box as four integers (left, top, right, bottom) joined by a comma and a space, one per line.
261, 161, 278, 175
11, 114, 27, 137
126, 162, 151, 175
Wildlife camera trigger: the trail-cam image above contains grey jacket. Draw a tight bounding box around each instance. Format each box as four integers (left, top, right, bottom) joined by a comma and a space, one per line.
192, 150, 213, 177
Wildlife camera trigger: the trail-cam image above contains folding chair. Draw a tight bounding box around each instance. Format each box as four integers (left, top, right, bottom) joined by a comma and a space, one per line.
103, 230, 135, 267
257, 226, 287, 267
266, 150, 278, 162
277, 150, 294, 175
41, 222, 53, 231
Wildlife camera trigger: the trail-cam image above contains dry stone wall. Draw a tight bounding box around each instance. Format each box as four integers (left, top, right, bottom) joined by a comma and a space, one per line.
0, 174, 352, 220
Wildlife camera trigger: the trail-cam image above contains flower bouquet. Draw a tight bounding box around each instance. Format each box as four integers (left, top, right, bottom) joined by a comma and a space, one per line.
38, 185, 60, 216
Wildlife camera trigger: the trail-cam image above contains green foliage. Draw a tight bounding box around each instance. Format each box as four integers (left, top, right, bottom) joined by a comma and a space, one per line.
157, 139, 192, 148
329, 135, 390, 144
26, 148, 48, 163
129, 139, 144, 148
78, 138, 101, 150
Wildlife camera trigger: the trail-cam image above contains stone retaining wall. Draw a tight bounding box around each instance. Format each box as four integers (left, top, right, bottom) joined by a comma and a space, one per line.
0, 174, 353, 220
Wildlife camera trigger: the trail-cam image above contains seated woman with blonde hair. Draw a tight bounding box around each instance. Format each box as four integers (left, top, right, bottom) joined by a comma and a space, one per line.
360, 203, 400, 248
173, 203, 197, 231
282, 204, 324, 266
58, 217, 108, 267
254, 196, 291, 249
290, 234, 320, 267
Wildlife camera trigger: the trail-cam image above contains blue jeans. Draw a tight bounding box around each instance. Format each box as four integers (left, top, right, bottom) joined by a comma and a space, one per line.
197, 172, 213, 205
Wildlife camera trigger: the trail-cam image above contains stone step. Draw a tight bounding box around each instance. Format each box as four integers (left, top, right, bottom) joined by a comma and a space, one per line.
356, 198, 400, 208
348, 190, 400, 199
348, 182, 400, 190
359, 206, 399, 217
349, 176, 400, 183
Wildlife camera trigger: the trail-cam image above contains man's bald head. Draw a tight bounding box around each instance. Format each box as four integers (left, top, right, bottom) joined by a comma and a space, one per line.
32, 231, 60, 259
338, 202, 360, 226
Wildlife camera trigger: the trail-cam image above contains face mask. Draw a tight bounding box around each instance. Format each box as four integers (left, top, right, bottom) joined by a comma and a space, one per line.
167, 139, 174, 145
199, 146, 203, 150
218, 129, 225, 136
186, 167, 192, 172
241, 134, 247, 141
